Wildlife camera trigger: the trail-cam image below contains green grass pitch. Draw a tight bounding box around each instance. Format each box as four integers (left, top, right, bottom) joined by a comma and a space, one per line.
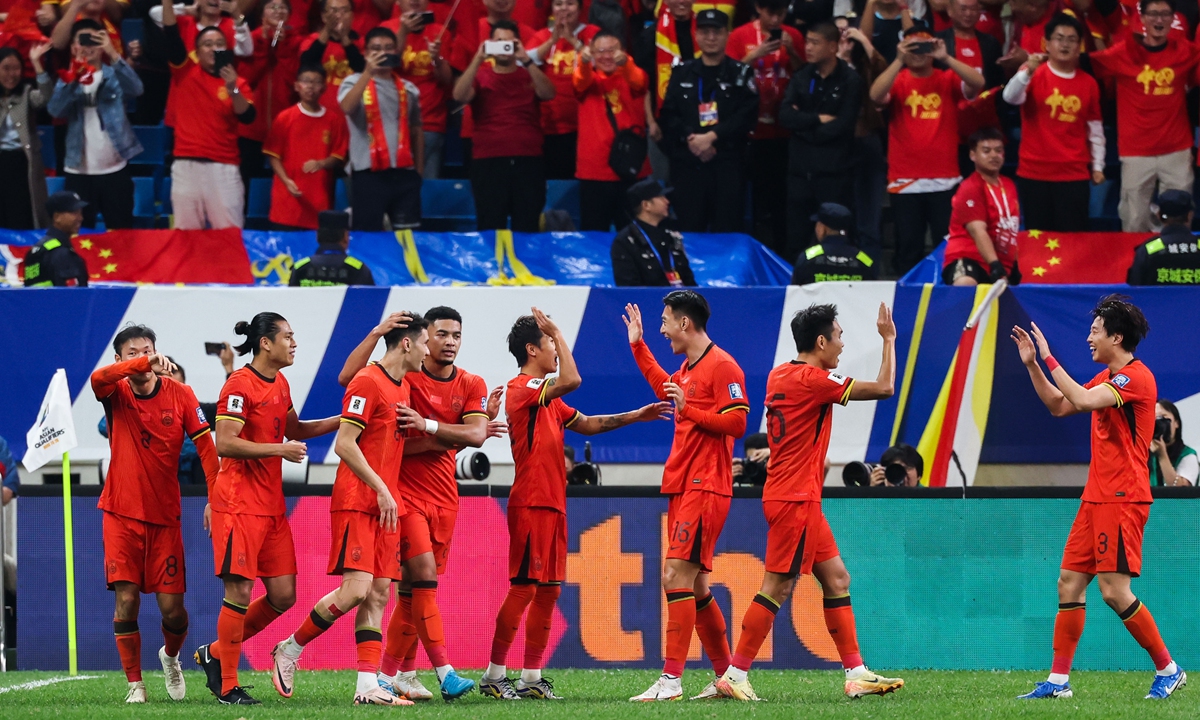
0, 669, 1194, 719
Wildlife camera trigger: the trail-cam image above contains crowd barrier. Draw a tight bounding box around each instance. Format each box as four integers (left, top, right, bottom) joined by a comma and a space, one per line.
16, 488, 1200, 672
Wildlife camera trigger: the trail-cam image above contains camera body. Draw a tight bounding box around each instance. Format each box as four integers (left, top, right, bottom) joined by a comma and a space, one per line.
843, 461, 908, 487
735, 458, 767, 485
1154, 417, 1173, 442
455, 451, 490, 481
484, 40, 515, 56
567, 441, 601, 485
910, 40, 935, 55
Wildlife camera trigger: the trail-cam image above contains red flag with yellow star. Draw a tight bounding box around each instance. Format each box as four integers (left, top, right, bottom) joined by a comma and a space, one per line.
67, 229, 254, 284
1017, 230, 1153, 284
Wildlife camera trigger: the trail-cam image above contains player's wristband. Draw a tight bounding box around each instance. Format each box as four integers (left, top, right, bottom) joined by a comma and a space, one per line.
1044, 355, 1060, 373
424, 419, 439, 435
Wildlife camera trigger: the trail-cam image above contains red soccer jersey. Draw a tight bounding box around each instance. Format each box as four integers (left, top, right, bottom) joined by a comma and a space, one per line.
944, 171, 1020, 272
379, 21, 451, 133
1017, 64, 1101, 182
505, 374, 580, 513
1081, 359, 1156, 504
1090, 37, 1200, 158
333, 364, 408, 514
237, 28, 303, 143
399, 366, 490, 510
727, 21, 805, 139
632, 340, 750, 497
212, 366, 294, 516
300, 33, 364, 114
529, 25, 600, 136
169, 59, 253, 165
762, 362, 854, 503
93, 358, 211, 527
886, 69, 962, 185
264, 103, 349, 228
955, 34, 983, 76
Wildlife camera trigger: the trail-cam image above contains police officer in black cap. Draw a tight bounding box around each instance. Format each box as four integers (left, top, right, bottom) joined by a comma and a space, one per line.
657, 8, 758, 233
790, 203, 878, 285
289, 211, 376, 287
1128, 190, 1200, 286
611, 178, 697, 287
23, 191, 90, 287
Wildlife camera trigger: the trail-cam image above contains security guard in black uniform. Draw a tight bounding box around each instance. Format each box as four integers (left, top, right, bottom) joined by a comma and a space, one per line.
1128, 190, 1200, 286
790, 203, 878, 285
289, 211, 375, 287
611, 178, 697, 287
23, 191, 90, 287
657, 9, 757, 233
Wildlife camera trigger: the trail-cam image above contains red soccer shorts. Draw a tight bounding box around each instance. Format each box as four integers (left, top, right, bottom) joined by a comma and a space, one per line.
211, 510, 297, 580
763, 500, 840, 576
507, 506, 567, 583
1061, 501, 1149, 577
666, 490, 731, 573
328, 510, 402, 580
102, 511, 186, 594
399, 497, 458, 574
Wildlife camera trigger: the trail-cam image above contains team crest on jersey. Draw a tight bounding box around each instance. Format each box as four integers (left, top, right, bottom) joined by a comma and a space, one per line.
1112, 374, 1131, 387
196, 406, 207, 424
160, 410, 174, 427
351, 546, 362, 562
452, 395, 464, 413
227, 395, 244, 413
527, 377, 544, 388
827, 371, 847, 385
348, 395, 367, 415
728, 383, 744, 399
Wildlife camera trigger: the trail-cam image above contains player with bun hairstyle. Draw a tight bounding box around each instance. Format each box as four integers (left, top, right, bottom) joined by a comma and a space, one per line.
194, 312, 341, 706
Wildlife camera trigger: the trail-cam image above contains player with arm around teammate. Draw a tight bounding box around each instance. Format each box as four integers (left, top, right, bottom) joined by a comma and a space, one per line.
716, 303, 905, 701
1013, 295, 1185, 700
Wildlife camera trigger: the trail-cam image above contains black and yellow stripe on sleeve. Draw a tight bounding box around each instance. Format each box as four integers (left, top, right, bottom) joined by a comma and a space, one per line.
718, 402, 751, 415
340, 415, 367, 430
564, 410, 581, 428
1102, 382, 1124, 408
838, 379, 856, 406
537, 379, 554, 407
462, 411, 490, 420
214, 414, 245, 425
189, 426, 212, 442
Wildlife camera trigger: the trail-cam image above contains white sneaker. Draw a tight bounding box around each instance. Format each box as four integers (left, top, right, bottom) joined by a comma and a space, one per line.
690, 678, 722, 700
844, 666, 904, 698
354, 685, 414, 706
390, 671, 434, 701
271, 639, 300, 698
158, 646, 186, 701
125, 681, 147, 703
630, 674, 682, 702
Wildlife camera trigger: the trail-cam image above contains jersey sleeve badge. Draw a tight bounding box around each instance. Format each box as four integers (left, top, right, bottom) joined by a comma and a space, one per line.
728, 382, 744, 399
348, 395, 367, 415
827, 371, 847, 385
227, 395, 244, 412
1112, 374, 1130, 388
196, 406, 207, 424
526, 377, 544, 388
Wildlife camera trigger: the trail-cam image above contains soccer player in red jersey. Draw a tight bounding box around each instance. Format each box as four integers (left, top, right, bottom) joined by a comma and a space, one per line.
714, 303, 904, 701
92, 324, 219, 704
624, 290, 750, 702
481, 308, 671, 701
1013, 295, 1185, 700
334, 308, 506, 702
194, 312, 341, 706
270, 315, 433, 706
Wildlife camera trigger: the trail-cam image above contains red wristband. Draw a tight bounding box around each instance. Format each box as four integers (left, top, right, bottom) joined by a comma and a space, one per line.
1045, 355, 1060, 373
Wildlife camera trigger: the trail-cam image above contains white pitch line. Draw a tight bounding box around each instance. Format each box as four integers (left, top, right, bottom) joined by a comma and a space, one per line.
0, 675, 101, 694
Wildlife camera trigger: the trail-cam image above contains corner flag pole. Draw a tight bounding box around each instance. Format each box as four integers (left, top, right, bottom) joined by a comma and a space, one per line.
62, 450, 78, 675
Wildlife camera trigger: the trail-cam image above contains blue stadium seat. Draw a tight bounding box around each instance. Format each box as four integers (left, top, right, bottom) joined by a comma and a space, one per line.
133, 176, 156, 227
38, 126, 56, 170
544, 180, 580, 224
45, 176, 65, 195
335, 179, 349, 211
421, 179, 475, 220
247, 178, 272, 219
159, 176, 173, 218
131, 125, 167, 166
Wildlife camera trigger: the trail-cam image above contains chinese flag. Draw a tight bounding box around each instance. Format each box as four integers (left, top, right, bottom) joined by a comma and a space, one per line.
1018, 230, 1153, 284
2, 0, 49, 43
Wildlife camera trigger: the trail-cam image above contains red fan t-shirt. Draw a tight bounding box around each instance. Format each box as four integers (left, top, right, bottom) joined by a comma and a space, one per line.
727, 20, 805, 139
263, 103, 349, 228
528, 25, 601, 136
300, 33, 364, 114
886, 68, 962, 186
1016, 64, 1101, 182
943, 172, 1021, 272
380, 20, 452, 133
169, 59, 253, 165
470, 64, 545, 158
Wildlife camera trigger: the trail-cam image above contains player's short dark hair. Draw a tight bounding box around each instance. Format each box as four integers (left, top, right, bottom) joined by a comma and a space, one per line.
113, 324, 157, 355
167, 356, 186, 383
791, 304, 838, 353
233, 312, 288, 356
1044, 11, 1085, 40
384, 312, 428, 349
1140, 0, 1175, 14
968, 126, 1005, 150
507, 315, 544, 366
490, 19, 520, 37
806, 21, 840, 43
754, 0, 789, 11
71, 18, 104, 40
297, 63, 326, 80
1091, 293, 1149, 352
364, 27, 397, 47
881, 443, 923, 478
663, 290, 710, 332
424, 306, 463, 326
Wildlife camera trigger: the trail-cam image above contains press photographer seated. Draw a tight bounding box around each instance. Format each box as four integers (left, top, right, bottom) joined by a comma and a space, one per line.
842, 443, 922, 487
732, 432, 769, 485
1149, 399, 1197, 487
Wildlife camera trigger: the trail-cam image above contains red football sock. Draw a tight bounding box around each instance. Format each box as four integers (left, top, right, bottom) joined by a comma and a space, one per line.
241, 596, 284, 642
412, 581, 449, 667
663, 588, 696, 677
694, 593, 731, 676
524, 583, 562, 671
356, 628, 383, 673
732, 593, 780, 672
1051, 602, 1086, 675
401, 621, 420, 673
217, 599, 247, 695
114, 618, 142, 683
381, 591, 416, 677
823, 594, 863, 670
161, 613, 188, 659
295, 602, 345, 647
1120, 599, 1172, 671
490, 584, 536, 666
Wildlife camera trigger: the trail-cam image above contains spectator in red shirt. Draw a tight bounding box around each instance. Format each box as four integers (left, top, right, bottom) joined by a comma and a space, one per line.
349, 0, 392, 39
299, 0, 366, 114
384, 0, 453, 178
1091, 0, 1200, 231
529, 0, 600, 179
49, 0, 126, 58
727, 0, 803, 253
264, 64, 349, 229
574, 30, 650, 230
1002, 13, 1103, 231
453, 21, 555, 231
870, 29, 984, 275
149, 0, 249, 55
935, 0, 1004, 89
162, 0, 256, 229
942, 127, 1021, 285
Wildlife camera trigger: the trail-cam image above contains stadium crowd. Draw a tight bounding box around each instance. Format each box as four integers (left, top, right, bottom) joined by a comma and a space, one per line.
2, 0, 1200, 275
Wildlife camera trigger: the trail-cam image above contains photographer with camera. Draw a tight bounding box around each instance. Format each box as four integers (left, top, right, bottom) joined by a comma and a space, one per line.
843, 443, 923, 487
1149, 399, 1197, 487
733, 432, 769, 486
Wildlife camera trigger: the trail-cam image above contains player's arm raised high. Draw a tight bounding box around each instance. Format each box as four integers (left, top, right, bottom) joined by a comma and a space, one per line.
529, 306, 581, 402
1012, 323, 1114, 416
848, 303, 897, 401
337, 312, 413, 387
624, 302, 672, 399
